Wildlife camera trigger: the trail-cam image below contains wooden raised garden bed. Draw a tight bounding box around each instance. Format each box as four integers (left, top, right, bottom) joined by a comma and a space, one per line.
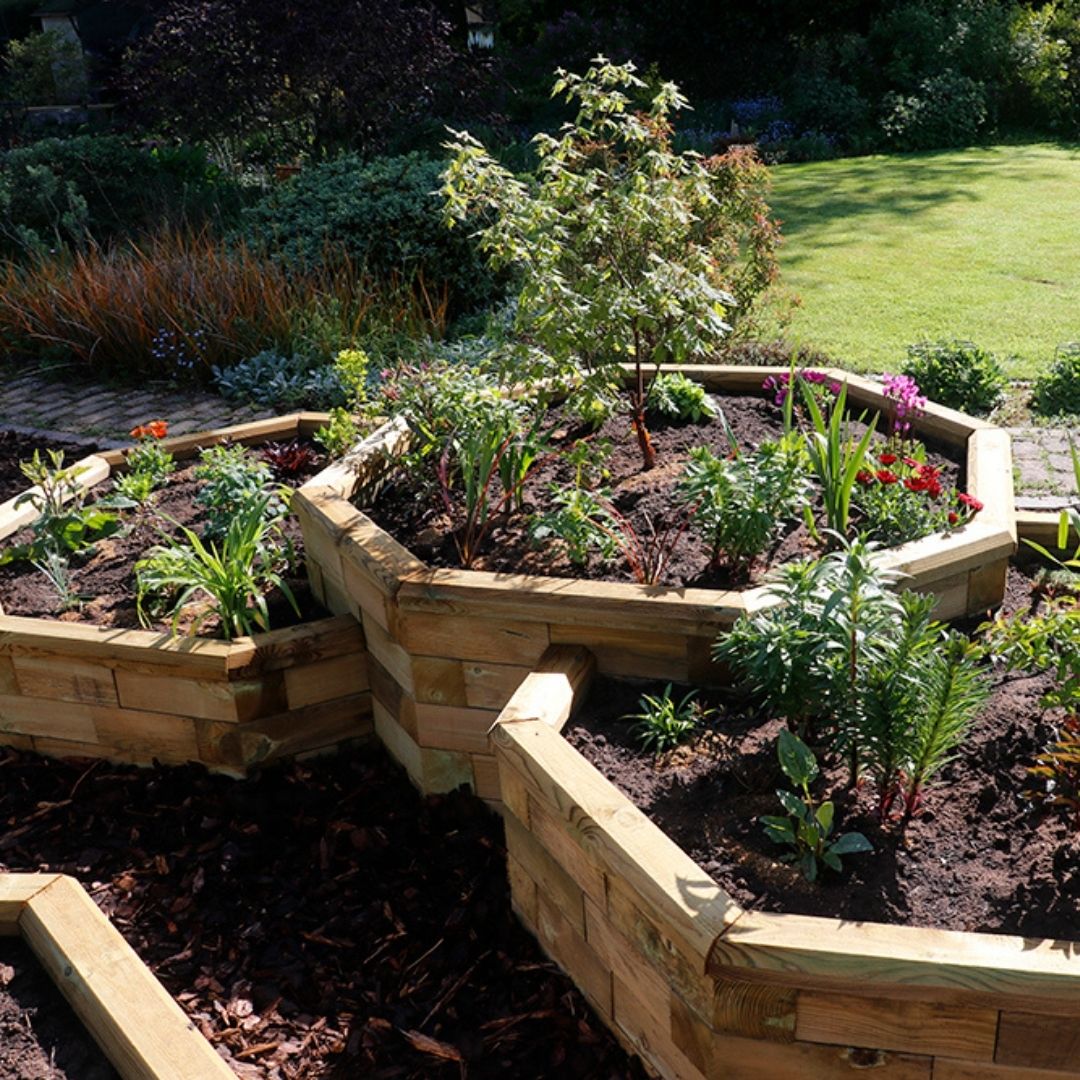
0, 872, 232, 1079
294, 365, 1016, 799
0, 415, 372, 773
491, 645, 1080, 1080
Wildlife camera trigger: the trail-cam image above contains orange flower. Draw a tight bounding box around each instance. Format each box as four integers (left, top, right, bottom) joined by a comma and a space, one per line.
131, 420, 169, 439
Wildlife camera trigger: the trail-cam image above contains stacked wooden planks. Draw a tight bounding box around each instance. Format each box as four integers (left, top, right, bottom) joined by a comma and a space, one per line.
491, 646, 1080, 1080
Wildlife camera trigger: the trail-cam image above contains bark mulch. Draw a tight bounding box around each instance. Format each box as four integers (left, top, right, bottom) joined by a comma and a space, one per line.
0, 744, 646, 1080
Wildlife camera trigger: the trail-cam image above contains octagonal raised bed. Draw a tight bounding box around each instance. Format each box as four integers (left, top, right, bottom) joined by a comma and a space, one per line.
490, 645, 1080, 1080
294, 366, 1016, 800
0, 414, 372, 773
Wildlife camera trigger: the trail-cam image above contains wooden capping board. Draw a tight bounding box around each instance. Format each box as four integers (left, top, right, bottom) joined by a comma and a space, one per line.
492, 717, 741, 977
709, 909, 1080, 1013
0, 453, 110, 543
968, 427, 1017, 537
300, 415, 411, 501
0, 873, 60, 932
495, 644, 595, 730
398, 567, 759, 633
0, 614, 235, 678
875, 521, 1014, 581
2, 873, 233, 1079
98, 414, 307, 470
1016, 510, 1079, 556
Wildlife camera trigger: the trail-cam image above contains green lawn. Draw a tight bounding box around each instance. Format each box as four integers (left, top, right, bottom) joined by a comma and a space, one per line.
769, 143, 1080, 378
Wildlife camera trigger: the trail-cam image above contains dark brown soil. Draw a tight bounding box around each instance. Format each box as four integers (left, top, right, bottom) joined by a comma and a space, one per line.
0, 940, 118, 1080
0, 442, 324, 635
365, 395, 965, 588
565, 565, 1080, 941
0, 431, 99, 504
0, 743, 645, 1080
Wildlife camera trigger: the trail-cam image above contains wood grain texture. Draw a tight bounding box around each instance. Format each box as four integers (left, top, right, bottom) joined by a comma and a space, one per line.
968, 427, 1017, 536
21, 876, 235, 1079
0, 873, 60, 931
935, 1060, 1080, 1080
996, 1012, 1080, 1071
710, 910, 1080, 1013
796, 989, 998, 1060
495, 645, 594, 730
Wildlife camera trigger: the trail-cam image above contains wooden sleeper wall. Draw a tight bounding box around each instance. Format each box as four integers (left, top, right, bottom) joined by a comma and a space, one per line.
491, 646, 1080, 1080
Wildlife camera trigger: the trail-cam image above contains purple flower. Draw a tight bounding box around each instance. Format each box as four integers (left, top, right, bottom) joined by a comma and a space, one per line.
881, 373, 926, 434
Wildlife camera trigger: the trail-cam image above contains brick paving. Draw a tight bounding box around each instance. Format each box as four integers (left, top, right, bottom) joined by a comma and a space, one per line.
0, 370, 272, 446
0, 368, 1075, 510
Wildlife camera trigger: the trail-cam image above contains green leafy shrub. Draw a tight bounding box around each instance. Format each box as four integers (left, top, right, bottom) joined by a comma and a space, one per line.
761, 729, 872, 882
194, 444, 283, 541
1033, 343, 1080, 417
881, 70, 989, 150
902, 340, 1007, 416
443, 58, 783, 469
114, 433, 175, 505
623, 684, 710, 754
1, 29, 84, 105
0, 136, 242, 256
242, 153, 497, 314
678, 435, 808, 570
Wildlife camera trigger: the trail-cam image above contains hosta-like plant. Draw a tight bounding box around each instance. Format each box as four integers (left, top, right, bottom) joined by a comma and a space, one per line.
762, 729, 872, 882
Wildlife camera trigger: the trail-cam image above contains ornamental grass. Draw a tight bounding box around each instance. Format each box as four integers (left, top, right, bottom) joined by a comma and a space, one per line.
0, 229, 446, 381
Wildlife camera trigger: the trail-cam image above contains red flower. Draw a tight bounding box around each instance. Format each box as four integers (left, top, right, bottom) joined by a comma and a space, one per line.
130, 420, 169, 439
902, 456, 921, 468
856, 469, 875, 485
878, 452, 897, 465
958, 492, 983, 513
904, 477, 922, 492
876, 469, 899, 484
948, 511, 959, 525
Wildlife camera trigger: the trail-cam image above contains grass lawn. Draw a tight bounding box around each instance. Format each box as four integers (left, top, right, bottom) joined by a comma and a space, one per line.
769, 142, 1080, 378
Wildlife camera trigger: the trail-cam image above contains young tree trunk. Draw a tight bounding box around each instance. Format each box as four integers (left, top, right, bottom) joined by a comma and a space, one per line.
631, 348, 656, 470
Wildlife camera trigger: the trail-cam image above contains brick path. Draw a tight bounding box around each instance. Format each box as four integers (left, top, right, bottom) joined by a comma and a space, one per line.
0, 368, 1075, 510
0, 370, 272, 445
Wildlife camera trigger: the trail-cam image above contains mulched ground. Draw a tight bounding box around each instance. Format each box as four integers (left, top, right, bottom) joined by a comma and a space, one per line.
0, 940, 118, 1080
0, 430, 99, 504
0, 441, 324, 633
0, 743, 645, 1080
365, 394, 965, 588
566, 565, 1080, 941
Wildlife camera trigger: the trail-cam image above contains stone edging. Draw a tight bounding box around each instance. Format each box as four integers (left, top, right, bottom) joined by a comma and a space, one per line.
491, 646, 1080, 1079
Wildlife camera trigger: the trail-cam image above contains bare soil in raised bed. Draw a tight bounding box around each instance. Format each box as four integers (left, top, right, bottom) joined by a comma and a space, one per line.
0, 442, 325, 635
0, 743, 645, 1080
566, 565, 1080, 941
0, 431, 99, 504
0, 940, 118, 1080
364, 394, 965, 588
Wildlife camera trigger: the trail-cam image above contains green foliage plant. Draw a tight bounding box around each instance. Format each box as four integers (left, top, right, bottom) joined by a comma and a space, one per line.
761, 729, 872, 883
194, 444, 283, 542
241, 154, 496, 315
1, 29, 84, 105
623, 684, 711, 754
114, 433, 175, 506
31, 547, 82, 613
438, 411, 549, 567
444, 58, 754, 470
213, 351, 347, 409
859, 597, 989, 820
2, 450, 119, 566
314, 408, 360, 461
135, 495, 297, 641
1033, 343, 1080, 417
902, 339, 1007, 416
715, 538, 904, 749
678, 433, 808, 572
649, 372, 718, 423
801, 379, 877, 536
